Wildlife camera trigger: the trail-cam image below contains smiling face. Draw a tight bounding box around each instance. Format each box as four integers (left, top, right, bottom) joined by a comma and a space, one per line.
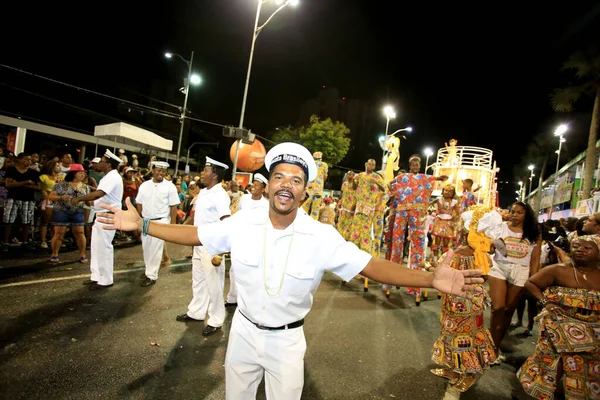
267, 163, 307, 216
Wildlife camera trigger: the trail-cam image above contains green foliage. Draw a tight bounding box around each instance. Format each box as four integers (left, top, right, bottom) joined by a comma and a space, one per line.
271, 115, 351, 165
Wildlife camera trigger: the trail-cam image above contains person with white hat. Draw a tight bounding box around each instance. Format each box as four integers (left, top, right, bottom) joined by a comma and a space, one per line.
117, 149, 128, 167
97, 142, 484, 399
176, 156, 231, 336
135, 161, 180, 287
72, 149, 124, 290
225, 172, 269, 307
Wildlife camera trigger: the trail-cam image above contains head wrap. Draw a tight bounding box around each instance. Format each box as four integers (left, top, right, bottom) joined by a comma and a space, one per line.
572, 235, 600, 259
461, 206, 503, 274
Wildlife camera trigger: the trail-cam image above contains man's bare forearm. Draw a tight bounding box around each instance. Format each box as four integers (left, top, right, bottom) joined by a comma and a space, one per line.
147, 222, 201, 246
361, 258, 434, 288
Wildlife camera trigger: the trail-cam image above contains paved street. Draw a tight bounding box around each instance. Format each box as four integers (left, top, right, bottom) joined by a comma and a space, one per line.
0, 242, 539, 399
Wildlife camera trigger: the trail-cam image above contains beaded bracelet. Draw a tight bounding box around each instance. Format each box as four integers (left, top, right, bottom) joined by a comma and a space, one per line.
142, 218, 150, 237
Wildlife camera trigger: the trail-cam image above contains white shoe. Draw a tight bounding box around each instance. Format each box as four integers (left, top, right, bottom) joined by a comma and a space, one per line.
41, 242, 48, 249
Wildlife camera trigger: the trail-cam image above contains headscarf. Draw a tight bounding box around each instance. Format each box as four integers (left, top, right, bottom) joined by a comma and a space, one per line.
572, 235, 600, 259
461, 206, 503, 274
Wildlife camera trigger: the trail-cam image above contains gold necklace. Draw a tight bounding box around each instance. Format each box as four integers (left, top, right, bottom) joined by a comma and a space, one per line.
263, 221, 295, 297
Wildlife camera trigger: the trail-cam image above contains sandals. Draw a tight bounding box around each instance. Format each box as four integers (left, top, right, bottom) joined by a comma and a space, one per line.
430, 368, 459, 385
80, 256, 89, 264
49, 256, 61, 264
452, 375, 477, 392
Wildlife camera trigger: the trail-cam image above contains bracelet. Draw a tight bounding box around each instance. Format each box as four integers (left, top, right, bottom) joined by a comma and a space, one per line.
539, 298, 548, 306
142, 218, 150, 237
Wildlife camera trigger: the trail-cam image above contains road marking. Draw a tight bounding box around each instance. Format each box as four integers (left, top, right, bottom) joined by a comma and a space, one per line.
0, 261, 192, 289
442, 385, 461, 400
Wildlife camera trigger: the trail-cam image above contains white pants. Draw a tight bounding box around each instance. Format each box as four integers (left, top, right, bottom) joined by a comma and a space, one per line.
142, 218, 169, 280
225, 310, 306, 400
187, 246, 225, 326
226, 265, 238, 303
90, 220, 116, 286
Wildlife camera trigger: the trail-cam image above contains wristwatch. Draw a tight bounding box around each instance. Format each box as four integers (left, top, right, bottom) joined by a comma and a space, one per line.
539, 298, 548, 306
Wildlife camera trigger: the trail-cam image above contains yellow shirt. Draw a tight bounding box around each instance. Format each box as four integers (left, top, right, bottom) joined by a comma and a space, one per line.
40, 174, 63, 192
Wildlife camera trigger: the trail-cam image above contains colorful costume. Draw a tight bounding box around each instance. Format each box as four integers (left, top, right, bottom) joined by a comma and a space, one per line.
432, 254, 496, 374
431, 197, 459, 253
517, 286, 600, 400
337, 180, 356, 241
390, 173, 437, 295
349, 172, 385, 257
460, 191, 477, 213
302, 158, 328, 220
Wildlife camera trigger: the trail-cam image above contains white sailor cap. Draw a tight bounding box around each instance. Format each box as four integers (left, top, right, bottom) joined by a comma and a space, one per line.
264, 142, 318, 182
118, 148, 125, 154
104, 149, 122, 163
205, 156, 229, 170
125, 167, 138, 174
91, 157, 101, 164
151, 161, 170, 169
253, 173, 268, 186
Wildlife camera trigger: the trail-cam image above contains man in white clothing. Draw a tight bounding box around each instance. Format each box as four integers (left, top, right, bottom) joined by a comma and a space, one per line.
225, 172, 269, 307
72, 149, 123, 290
98, 143, 484, 399
135, 161, 180, 287
176, 156, 231, 336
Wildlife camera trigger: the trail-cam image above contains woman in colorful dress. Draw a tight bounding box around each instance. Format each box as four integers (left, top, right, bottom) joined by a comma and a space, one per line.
39, 160, 63, 249
430, 206, 500, 392
517, 235, 600, 400
337, 171, 356, 241
431, 184, 460, 262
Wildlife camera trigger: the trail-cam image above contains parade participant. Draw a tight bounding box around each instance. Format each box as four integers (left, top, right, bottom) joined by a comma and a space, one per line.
97, 142, 485, 400
488, 201, 541, 362
135, 161, 180, 287
459, 178, 480, 213
431, 184, 460, 262
228, 180, 242, 214
318, 197, 335, 226
389, 154, 447, 303
430, 206, 500, 392
72, 150, 123, 290
226, 173, 269, 307
175, 157, 230, 337
302, 151, 328, 219
517, 235, 600, 400
336, 170, 356, 241
349, 159, 386, 258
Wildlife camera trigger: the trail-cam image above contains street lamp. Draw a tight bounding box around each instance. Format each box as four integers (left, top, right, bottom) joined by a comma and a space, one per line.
527, 164, 535, 197
549, 124, 568, 218
518, 181, 524, 201
231, 0, 299, 178
185, 141, 220, 174
424, 147, 434, 172
164, 51, 202, 175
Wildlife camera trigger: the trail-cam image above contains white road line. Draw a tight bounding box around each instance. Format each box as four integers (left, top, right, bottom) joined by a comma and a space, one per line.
0, 261, 192, 289
442, 384, 461, 400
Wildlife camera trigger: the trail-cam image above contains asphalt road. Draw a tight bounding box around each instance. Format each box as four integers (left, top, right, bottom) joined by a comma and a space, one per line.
0, 242, 542, 400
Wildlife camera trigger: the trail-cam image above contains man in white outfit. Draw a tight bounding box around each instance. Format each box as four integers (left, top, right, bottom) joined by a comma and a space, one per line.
135, 161, 180, 287
98, 143, 484, 399
176, 156, 230, 336
225, 172, 269, 307
72, 149, 123, 290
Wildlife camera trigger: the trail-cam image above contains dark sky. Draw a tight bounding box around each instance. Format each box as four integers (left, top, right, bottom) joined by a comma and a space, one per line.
2, 1, 600, 206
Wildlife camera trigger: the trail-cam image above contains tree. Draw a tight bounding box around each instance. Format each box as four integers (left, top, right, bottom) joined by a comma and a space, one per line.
552, 45, 600, 200
271, 115, 351, 165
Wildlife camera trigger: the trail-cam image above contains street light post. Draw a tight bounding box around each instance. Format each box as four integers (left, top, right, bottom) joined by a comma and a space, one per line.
548, 124, 568, 219
231, 0, 298, 178
380, 105, 396, 169
527, 164, 535, 198
186, 141, 220, 173
424, 148, 434, 173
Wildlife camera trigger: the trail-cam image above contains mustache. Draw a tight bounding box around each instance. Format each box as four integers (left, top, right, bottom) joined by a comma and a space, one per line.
274, 189, 295, 200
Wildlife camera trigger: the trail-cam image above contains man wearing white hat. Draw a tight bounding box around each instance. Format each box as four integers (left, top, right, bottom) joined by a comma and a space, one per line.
72, 149, 124, 290
176, 156, 231, 336
117, 149, 128, 167
225, 172, 269, 307
135, 161, 180, 287
98, 143, 484, 398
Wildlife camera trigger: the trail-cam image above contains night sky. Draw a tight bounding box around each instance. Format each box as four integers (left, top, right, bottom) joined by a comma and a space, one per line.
2, 0, 600, 206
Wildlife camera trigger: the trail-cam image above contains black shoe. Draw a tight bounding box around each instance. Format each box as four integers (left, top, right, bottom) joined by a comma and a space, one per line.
202, 325, 221, 336
89, 283, 113, 291
83, 280, 98, 286
225, 302, 238, 308
141, 278, 156, 287
176, 313, 202, 322
140, 272, 147, 278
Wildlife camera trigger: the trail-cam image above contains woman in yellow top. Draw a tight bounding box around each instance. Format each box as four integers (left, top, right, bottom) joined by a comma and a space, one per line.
39, 160, 63, 249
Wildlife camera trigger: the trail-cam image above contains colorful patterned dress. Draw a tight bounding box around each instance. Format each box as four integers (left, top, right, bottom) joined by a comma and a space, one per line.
431, 197, 459, 252
337, 180, 357, 241
349, 172, 385, 257
390, 173, 437, 295
517, 286, 600, 400
460, 191, 477, 213
432, 254, 496, 373
302, 159, 328, 220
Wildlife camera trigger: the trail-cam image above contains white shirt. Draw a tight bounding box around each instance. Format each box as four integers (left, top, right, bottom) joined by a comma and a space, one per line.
93, 169, 124, 211
198, 207, 371, 327
493, 223, 535, 267
238, 193, 269, 211
193, 183, 231, 227
135, 179, 180, 219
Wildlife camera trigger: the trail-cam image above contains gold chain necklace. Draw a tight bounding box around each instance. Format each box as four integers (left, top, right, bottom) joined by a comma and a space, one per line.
263, 221, 295, 297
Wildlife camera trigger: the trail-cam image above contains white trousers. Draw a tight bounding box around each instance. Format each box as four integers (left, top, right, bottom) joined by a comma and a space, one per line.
141, 218, 169, 280
90, 220, 116, 286
187, 246, 225, 326
225, 311, 306, 400
226, 265, 238, 303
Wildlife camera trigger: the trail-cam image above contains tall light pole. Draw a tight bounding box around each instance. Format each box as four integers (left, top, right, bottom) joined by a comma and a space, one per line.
548, 124, 568, 218
424, 147, 434, 173
165, 51, 202, 176
527, 164, 535, 198
518, 181, 524, 202
231, 0, 299, 178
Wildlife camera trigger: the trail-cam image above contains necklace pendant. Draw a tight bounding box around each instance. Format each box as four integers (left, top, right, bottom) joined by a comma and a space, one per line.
583, 273, 587, 281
